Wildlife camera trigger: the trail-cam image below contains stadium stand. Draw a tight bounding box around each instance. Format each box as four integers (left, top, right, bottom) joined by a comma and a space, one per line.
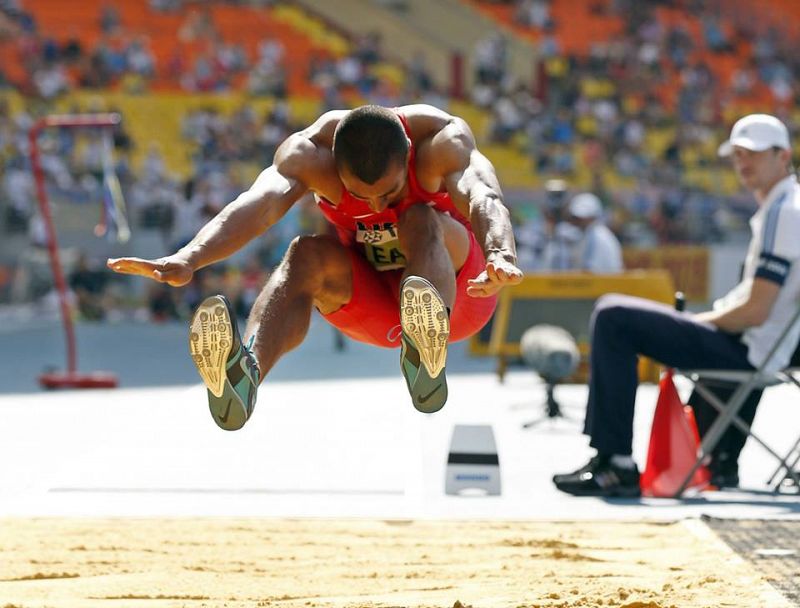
2, 0, 800, 317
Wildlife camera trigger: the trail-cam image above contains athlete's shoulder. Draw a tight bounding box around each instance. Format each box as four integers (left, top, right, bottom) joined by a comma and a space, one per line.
275, 111, 347, 170
411, 114, 476, 179
397, 103, 453, 121
398, 104, 456, 137
304, 110, 350, 142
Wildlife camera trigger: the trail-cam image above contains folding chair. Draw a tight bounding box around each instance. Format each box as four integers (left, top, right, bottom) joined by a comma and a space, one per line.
673, 302, 800, 497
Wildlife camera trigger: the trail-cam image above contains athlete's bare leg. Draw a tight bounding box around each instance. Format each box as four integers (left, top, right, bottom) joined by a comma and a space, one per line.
396, 205, 471, 413
188, 234, 351, 430
245, 234, 352, 379
397, 204, 470, 307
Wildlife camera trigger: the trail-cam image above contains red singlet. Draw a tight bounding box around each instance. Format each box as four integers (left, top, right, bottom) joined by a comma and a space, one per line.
316, 112, 497, 348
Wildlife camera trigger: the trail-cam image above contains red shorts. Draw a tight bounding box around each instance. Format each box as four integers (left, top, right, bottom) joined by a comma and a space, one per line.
322, 232, 497, 348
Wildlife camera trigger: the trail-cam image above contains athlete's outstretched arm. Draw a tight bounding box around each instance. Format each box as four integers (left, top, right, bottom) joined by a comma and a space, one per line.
437, 118, 523, 297
107, 136, 314, 286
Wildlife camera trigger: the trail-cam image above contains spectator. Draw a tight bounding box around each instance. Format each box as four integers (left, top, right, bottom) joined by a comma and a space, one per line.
515, 0, 552, 29
99, 4, 121, 35
126, 36, 156, 79
68, 252, 112, 321
565, 192, 623, 273
147, 282, 182, 321
2, 155, 34, 232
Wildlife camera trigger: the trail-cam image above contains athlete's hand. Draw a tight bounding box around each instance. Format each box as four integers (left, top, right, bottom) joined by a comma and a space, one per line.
107, 255, 195, 287
467, 255, 523, 298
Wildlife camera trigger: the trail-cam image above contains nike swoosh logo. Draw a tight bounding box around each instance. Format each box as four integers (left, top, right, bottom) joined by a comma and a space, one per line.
218, 399, 232, 424
417, 384, 442, 404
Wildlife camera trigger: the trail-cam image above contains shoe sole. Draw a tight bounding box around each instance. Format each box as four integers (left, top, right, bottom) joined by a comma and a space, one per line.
555, 483, 641, 498
400, 276, 449, 378
189, 295, 234, 398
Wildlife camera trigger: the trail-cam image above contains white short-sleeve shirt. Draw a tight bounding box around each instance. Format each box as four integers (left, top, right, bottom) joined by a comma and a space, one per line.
578, 221, 624, 274
541, 220, 624, 273
714, 175, 800, 372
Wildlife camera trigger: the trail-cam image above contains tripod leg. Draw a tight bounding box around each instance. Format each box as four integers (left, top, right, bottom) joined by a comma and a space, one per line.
545, 383, 562, 418
522, 380, 580, 428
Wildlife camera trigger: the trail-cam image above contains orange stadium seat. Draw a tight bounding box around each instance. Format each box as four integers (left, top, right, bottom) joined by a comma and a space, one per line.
19, 0, 339, 96
467, 0, 794, 118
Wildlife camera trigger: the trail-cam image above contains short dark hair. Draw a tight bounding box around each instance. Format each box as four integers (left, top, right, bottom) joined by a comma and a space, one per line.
333, 105, 409, 184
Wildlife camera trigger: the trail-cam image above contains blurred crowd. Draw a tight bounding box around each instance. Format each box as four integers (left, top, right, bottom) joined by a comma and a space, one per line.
0, 0, 283, 96
0, 0, 445, 321
1, 0, 798, 321
0, 95, 324, 322
476, 0, 799, 249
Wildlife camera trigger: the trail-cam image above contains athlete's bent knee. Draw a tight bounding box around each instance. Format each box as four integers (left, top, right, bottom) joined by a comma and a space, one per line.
285, 234, 345, 267
281, 234, 352, 310
398, 204, 445, 246
399, 203, 437, 223
399, 205, 470, 271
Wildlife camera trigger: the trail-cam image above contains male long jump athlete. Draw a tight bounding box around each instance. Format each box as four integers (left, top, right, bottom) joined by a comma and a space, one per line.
109, 104, 522, 429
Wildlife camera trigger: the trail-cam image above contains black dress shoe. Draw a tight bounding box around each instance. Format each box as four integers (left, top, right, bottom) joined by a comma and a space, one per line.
709, 470, 739, 489
552, 454, 603, 485
708, 453, 739, 489
553, 455, 641, 497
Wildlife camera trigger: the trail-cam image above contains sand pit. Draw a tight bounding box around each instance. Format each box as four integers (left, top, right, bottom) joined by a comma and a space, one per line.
0, 518, 789, 607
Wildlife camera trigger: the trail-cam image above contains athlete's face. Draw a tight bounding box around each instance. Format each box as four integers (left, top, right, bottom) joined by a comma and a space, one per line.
339, 160, 409, 213
731, 146, 791, 200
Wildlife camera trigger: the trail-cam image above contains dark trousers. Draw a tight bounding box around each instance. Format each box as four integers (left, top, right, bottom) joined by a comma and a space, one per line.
584, 294, 758, 457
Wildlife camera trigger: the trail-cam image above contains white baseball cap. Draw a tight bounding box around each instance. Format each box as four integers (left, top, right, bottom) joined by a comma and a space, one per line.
568, 193, 603, 219
718, 113, 791, 157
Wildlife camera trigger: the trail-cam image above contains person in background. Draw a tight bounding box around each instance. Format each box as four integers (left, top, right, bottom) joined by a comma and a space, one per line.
68, 252, 112, 321
515, 178, 575, 271
565, 192, 623, 274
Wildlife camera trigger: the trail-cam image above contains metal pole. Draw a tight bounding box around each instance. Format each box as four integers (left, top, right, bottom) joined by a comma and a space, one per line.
27, 113, 121, 378
28, 119, 78, 373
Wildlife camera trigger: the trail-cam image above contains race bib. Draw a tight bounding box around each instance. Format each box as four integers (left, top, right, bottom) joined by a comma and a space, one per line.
355, 221, 407, 270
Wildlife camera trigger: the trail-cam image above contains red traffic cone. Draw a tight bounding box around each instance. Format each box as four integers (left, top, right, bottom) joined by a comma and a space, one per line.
640, 370, 710, 497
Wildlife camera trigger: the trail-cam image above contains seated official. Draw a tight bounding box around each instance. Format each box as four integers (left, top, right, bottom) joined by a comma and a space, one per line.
554, 114, 800, 496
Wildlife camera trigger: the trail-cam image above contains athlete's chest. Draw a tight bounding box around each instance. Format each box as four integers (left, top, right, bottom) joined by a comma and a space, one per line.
314, 175, 451, 272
